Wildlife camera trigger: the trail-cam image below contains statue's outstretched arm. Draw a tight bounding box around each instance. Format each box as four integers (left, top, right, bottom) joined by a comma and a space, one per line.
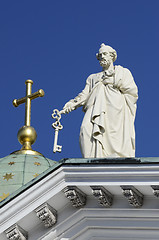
63, 76, 91, 114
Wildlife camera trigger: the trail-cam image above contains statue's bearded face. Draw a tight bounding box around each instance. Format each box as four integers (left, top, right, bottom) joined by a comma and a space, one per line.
98, 51, 112, 68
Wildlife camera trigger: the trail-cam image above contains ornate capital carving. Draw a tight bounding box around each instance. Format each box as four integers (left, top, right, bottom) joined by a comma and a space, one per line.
5, 224, 27, 240
151, 185, 159, 197
121, 186, 143, 208
63, 186, 86, 208
91, 186, 113, 207
35, 203, 57, 228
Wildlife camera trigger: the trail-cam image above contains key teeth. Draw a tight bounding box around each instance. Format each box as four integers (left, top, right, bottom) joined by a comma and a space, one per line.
57, 145, 62, 152
53, 145, 62, 153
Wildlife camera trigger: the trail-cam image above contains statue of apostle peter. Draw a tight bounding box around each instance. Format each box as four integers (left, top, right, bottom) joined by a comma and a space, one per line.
63, 43, 138, 158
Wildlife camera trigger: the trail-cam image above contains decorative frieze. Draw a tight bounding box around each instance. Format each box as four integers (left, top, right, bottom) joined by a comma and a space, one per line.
151, 185, 159, 197
91, 186, 113, 207
5, 224, 28, 240
121, 186, 143, 208
35, 203, 57, 228
63, 186, 86, 208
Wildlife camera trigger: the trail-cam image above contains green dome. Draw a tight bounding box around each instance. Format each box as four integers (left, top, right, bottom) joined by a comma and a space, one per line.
0, 153, 56, 202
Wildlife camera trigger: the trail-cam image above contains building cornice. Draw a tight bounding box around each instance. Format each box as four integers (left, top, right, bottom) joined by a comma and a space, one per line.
1, 159, 159, 239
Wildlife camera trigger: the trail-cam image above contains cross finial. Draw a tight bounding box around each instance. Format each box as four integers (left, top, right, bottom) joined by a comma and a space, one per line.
12, 80, 45, 155
13, 80, 44, 126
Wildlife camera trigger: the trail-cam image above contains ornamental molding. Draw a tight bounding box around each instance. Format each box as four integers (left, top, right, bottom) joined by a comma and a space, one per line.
2, 164, 159, 233
121, 186, 143, 208
2, 164, 159, 235
63, 186, 86, 208
39, 209, 159, 240
5, 224, 28, 240
35, 202, 57, 228
151, 185, 159, 197
91, 186, 113, 207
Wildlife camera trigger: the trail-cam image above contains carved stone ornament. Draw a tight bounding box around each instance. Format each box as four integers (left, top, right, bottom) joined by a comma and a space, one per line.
91, 186, 113, 207
5, 224, 28, 240
63, 186, 86, 208
151, 185, 159, 197
35, 203, 57, 228
121, 186, 143, 208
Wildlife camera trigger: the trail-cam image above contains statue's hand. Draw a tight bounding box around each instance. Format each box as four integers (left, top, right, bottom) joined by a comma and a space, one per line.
63, 101, 75, 113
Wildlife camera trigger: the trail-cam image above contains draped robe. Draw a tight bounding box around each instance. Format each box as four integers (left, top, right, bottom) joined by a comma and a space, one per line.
71, 65, 138, 158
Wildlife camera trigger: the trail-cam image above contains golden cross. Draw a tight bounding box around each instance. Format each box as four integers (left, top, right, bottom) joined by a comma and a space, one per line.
13, 80, 44, 126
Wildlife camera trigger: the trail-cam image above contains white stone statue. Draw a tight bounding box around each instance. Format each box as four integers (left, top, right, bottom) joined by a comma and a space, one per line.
63, 43, 138, 158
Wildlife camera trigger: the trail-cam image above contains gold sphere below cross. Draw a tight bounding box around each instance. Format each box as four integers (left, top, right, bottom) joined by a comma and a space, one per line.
18, 126, 37, 150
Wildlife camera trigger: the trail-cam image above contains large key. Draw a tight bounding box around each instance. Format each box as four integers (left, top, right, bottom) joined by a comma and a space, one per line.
52, 109, 64, 153
53, 121, 63, 152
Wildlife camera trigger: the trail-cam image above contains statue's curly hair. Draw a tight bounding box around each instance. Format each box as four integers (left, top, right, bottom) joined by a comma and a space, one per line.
96, 43, 117, 62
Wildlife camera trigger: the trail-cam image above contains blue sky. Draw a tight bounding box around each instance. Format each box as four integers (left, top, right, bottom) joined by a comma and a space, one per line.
0, 1, 159, 161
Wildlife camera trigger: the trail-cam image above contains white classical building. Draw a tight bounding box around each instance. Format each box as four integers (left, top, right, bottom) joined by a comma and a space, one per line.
1, 155, 159, 240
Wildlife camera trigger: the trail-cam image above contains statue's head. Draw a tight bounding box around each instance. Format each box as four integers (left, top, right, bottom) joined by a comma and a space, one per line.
96, 43, 117, 68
